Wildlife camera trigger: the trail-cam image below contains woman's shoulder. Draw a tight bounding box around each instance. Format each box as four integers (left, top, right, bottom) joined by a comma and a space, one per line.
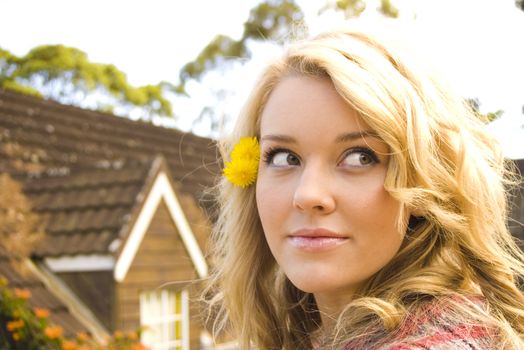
341, 295, 502, 350
377, 295, 499, 350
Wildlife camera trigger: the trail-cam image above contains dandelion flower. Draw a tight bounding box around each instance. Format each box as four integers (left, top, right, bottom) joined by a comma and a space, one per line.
223, 137, 260, 187
224, 158, 259, 188
231, 137, 260, 162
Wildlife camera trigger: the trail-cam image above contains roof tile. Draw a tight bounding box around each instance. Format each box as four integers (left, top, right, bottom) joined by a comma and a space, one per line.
1, 89, 219, 256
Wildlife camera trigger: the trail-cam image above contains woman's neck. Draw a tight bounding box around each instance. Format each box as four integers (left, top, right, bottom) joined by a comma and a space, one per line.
314, 290, 356, 337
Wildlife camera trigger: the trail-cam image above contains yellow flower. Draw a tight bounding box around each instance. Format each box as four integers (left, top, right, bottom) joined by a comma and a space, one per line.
33, 307, 50, 319
12, 333, 22, 341
0, 276, 8, 287
231, 137, 260, 161
224, 158, 259, 188
223, 137, 260, 188
45, 325, 63, 339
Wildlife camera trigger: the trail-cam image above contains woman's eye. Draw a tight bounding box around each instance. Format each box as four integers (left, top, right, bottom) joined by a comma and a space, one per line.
340, 150, 377, 167
269, 151, 300, 167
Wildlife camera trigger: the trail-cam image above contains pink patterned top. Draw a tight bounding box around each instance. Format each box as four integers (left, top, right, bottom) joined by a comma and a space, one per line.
342, 296, 498, 350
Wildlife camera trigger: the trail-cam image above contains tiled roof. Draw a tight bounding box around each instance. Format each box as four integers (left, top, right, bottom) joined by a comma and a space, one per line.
0, 89, 220, 257
0, 88, 220, 208
0, 246, 87, 337
24, 163, 149, 256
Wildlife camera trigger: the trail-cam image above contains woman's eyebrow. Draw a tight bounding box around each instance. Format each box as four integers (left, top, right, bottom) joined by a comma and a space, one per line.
260, 134, 296, 143
260, 131, 380, 144
335, 130, 380, 143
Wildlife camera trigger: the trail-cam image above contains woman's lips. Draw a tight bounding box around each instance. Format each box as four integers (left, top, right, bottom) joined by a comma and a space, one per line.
288, 228, 349, 251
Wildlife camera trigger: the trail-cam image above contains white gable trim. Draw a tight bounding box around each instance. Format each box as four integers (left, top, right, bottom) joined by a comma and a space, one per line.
114, 172, 208, 282
45, 255, 115, 272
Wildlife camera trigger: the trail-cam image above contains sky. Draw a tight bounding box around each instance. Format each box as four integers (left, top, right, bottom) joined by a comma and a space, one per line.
1, 0, 523, 157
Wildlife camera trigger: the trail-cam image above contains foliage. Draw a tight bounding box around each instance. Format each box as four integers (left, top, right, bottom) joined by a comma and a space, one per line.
0, 174, 44, 264
0, 45, 173, 119
517, 0, 524, 11
180, 0, 401, 91
466, 98, 504, 123
319, 0, 398, 18
380, 0, 399, 18
179, 0, 404, 134
177, 0, 305, 91
0, 277, 147, 350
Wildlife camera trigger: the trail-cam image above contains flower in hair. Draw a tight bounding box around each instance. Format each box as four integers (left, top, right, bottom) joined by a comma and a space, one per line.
223, 136, 260, 188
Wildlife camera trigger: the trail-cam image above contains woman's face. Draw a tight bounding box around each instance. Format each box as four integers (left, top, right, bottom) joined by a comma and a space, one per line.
256, 75, 404, 309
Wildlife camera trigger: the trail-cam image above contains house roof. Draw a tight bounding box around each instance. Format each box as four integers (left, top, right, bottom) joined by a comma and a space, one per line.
0, 88, 220, 257
24, 162, 150, 256
0, 88, 220, 210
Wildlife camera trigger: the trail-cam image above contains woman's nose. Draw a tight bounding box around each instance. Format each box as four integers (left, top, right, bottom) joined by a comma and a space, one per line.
292, 165, 336, 214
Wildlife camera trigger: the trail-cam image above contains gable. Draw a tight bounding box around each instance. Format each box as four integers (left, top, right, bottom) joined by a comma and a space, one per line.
114, 171, 208, 282
125, 200, 197, 284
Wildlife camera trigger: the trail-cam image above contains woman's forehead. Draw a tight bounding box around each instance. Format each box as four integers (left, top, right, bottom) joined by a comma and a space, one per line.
259, 75, 369, 134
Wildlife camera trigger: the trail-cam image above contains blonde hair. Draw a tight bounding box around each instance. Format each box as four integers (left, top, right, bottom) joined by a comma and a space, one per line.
205, 27, 524, 349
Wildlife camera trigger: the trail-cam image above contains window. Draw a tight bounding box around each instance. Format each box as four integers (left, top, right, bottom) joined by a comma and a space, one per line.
140, 289, 189, 350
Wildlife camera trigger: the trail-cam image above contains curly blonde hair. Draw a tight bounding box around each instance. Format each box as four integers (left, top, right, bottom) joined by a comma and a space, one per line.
205, 27, 524, 349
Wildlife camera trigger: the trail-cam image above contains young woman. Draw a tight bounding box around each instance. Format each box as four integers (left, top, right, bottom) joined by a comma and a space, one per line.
206, 27, 524, 349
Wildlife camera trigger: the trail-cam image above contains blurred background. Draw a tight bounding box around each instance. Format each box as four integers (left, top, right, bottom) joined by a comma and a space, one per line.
0, 1, 523, 350
1, 0, 523, 151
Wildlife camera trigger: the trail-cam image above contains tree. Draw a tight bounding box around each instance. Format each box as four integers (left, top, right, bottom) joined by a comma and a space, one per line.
177, 0, 305, 93
0, 45, 173, 119
319, 0, 399, 18
178, 0, 400, 91
178, 0, 401, 134
0, 174, 43, 267
466, 98, 504, 123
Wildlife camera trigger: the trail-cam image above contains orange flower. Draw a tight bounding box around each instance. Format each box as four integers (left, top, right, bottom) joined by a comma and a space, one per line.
77, 331, 89, 342
62, 340, 77, 350
14, 288, 31, 299
113, 330, 124, 340
132, 344, 149, 350
7, 319, 24, 331
33, 307, 50, 318
44, 325, 63, 339
126, 331, 138, 340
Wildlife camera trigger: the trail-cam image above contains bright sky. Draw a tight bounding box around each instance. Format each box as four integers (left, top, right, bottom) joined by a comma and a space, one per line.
1, 0, 523, 157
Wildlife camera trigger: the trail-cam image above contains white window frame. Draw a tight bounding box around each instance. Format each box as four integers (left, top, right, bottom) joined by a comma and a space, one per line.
140, 289, 189, 350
